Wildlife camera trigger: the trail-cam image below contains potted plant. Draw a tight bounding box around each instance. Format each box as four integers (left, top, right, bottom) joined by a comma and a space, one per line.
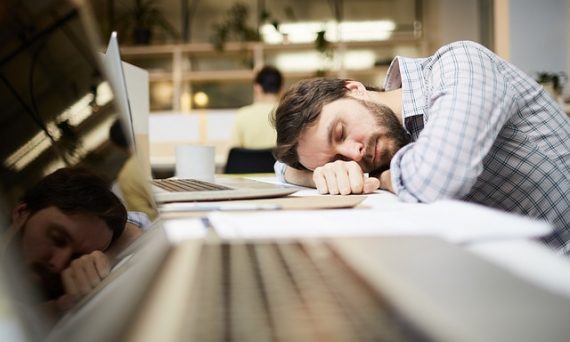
536, 72, 567, 99
210, 2, 260, 51
118, 0, 179, 45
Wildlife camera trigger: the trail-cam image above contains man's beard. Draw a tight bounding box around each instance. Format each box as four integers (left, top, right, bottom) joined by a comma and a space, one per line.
30, 262, 65, 300
358, 100, 411, 175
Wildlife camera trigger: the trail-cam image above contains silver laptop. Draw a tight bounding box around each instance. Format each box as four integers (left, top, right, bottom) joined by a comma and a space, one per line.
3, 2, 570, 342
102, 32, 297, 203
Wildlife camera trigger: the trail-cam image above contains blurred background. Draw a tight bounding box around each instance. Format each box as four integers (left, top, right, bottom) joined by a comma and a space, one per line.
87, 0, 569, 174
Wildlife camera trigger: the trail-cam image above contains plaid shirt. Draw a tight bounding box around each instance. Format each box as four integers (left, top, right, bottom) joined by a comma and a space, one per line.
386, 41, 570, 254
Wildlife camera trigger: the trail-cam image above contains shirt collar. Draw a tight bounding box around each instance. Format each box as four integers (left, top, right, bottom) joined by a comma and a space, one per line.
384, 56, 427, 140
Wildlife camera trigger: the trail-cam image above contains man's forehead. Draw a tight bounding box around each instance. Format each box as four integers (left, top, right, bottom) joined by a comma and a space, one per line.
297, 119, 333, 170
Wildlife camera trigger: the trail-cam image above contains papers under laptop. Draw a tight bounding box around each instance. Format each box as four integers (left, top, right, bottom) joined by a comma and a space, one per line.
102, 32, 296, 203
208, 200, 552, 241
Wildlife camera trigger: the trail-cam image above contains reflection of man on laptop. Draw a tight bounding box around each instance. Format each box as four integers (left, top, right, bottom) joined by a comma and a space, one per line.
3, 167, 143, 319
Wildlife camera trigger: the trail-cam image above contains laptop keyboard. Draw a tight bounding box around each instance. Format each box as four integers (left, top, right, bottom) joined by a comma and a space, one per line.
151, 178, 232, 192
182, 242, 430, 341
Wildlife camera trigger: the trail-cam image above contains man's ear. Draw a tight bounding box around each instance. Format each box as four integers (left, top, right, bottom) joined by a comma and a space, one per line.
344, 81, 367, 99
12, 203, 30, 230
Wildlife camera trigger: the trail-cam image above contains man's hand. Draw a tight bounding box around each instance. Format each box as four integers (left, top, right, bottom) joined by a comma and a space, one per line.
313, 160, 380, 195
41, 251, 111, 317
379, 170, 394, 193
60, 250, 110, 299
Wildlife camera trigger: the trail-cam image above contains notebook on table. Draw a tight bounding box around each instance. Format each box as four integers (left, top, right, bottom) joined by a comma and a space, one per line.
101, 32, 297, 203
2, 2, 570, 342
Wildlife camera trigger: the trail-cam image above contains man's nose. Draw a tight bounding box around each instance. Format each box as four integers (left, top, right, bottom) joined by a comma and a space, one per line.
48, 248, 73, 273
337, 140, 364, 161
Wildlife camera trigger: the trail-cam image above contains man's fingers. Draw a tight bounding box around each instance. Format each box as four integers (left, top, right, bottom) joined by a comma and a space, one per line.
83, 259, 102, 288
346, 162, 365, 194
92, 251, 110, 279
61, 251, 110, 297
61, 268, 91, 297
313, 167, 329, 194
322, 165, 340, 195
363, 177, 381, 193
313, 161, 368, 195
61, 268, 80, 296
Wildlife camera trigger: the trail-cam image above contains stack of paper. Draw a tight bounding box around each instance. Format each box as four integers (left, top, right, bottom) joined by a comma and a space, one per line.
208, 200, 552, 243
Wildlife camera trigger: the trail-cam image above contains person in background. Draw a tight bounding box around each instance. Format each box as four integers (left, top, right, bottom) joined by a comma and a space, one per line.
109, 119, 158, 221
1, 167, 145, 320
273, 41, 570, 255
230, 65, 283, 148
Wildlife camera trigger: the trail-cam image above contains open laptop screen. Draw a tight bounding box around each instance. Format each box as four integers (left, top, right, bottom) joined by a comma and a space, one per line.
0, 0, 148, 338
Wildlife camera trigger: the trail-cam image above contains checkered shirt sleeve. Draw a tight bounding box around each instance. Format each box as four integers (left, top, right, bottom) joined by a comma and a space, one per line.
387, 41, 570, 254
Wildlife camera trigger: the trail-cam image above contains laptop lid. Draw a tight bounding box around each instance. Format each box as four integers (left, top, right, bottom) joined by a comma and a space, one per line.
102, 32, 137, 152
0, 0, 158, 339
100, 35, 297, 202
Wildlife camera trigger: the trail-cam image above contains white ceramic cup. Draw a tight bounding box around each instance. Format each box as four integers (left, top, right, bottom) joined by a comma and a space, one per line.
175, 145, 215, 182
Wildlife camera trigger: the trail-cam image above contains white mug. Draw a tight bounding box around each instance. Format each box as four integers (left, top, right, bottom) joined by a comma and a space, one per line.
175, 145, 215, 182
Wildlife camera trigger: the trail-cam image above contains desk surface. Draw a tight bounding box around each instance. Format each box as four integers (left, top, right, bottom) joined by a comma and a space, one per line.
45, 176, 570, 342
212, 176, 570, 300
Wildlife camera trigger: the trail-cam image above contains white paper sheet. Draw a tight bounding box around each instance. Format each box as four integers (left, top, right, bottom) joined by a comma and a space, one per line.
163, 218, 207, 242
208, 200, 552, 243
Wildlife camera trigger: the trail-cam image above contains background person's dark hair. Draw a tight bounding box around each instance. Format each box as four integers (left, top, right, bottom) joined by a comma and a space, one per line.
255, 65, 283, 94
109, 119, 130, 149
20, 167, 127, 242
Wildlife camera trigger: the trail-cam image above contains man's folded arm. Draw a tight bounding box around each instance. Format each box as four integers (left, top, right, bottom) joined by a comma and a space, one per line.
275, 161, 315, 188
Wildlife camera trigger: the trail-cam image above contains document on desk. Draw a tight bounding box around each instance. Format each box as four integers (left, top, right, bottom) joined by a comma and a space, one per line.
160, 195, 366, 212
209, 200, 552, 243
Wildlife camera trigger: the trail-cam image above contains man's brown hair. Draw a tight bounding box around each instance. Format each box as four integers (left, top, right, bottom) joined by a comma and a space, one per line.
20, 167, 127, 242
273, 78, 381, 169
272, 78, 351, 170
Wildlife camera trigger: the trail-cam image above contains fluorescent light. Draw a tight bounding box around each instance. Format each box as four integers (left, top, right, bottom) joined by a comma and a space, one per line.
261, 20, 395, 44
274, 51, 330, 72
332, 21, 395, 41
343, 50, 376, 69
274, 50, 377, 72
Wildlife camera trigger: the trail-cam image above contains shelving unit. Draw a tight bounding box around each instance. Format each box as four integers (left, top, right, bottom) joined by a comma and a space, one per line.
120, 34, 426, 111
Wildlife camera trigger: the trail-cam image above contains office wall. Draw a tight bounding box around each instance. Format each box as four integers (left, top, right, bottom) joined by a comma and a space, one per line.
423, 0, 481, 54
508, 0, 568, 77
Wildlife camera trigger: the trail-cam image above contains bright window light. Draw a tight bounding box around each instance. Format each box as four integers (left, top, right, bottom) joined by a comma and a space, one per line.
343, 50, 376, 69
274, 51, 329, 72
275, 50, 377, 72
261, 20, 396, 44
